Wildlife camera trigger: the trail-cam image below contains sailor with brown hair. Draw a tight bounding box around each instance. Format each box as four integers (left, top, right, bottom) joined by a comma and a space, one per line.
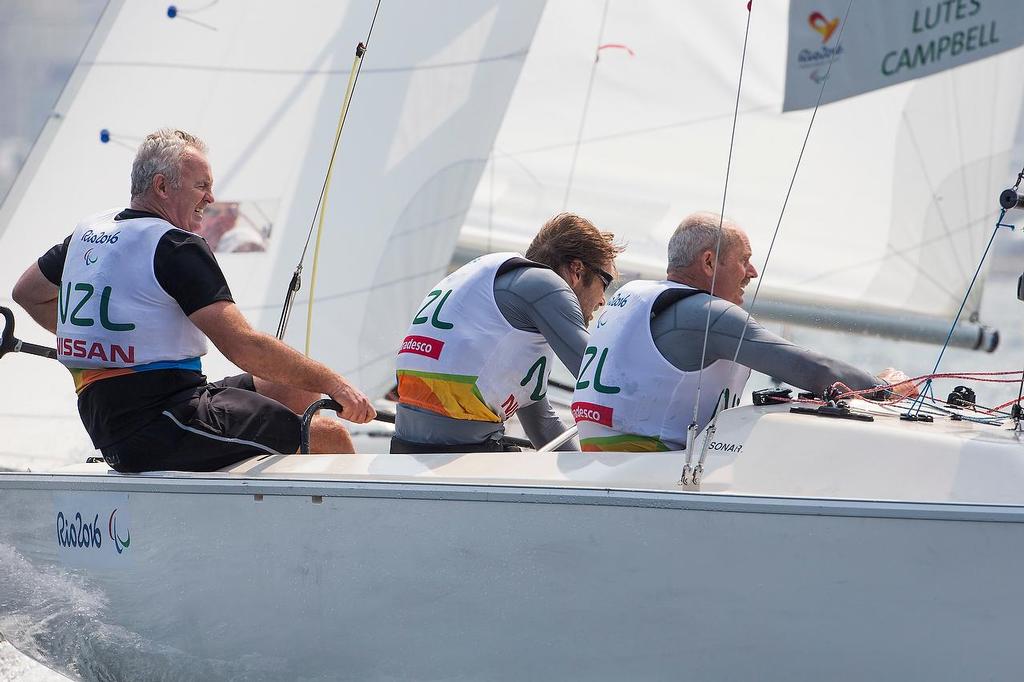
392, 212, 624, 453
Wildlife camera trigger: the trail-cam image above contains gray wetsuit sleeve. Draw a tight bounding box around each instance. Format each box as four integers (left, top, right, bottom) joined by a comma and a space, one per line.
516, 397, 580, 451
493, 266, 589, 376
652, 294, 880, 395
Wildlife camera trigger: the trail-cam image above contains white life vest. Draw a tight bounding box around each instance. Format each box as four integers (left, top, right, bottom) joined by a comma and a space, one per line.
572, 280, 750, 451
395, 252, 555, 423
57, 209, 208, 391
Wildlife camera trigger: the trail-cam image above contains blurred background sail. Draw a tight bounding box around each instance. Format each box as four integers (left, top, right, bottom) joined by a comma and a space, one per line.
0, 0, 546, 467
460, 0, 1024, 350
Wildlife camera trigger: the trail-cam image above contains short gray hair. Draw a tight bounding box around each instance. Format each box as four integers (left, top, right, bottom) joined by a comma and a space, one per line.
130, 128, 208, 198
667, 212, 738, 270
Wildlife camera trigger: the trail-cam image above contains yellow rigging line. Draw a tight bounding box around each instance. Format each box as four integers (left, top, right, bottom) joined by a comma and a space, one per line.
304, 43, 365, 356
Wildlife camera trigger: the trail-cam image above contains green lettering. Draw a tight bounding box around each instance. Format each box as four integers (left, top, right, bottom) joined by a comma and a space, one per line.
881, 50, 898, 76
576, 346, 598, 390
58, 281, 72, 324
413, 289, 442, 325
577, 346, 620, 394
99, 286, 134, 331
520, 356, 548, 401
412, 289, 455, 329
914, 41, 935, 67
591, 347, 620, 395
951, 30, 964, 56
70, 283, 94, 327
429, 289, 454, 330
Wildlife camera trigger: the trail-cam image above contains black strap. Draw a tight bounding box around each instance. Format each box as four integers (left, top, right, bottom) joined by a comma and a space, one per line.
495, 256, 551, 277
650, 287, 711, 318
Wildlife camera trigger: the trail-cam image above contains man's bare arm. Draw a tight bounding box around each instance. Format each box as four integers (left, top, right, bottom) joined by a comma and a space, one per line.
189, 301, 376, 423
12, 264, 58, 334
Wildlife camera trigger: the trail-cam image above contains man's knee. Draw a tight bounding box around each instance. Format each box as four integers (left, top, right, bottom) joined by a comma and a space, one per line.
308, 415, 355, 454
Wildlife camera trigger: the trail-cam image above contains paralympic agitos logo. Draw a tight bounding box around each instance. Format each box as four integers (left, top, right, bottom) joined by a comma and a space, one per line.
108, 507, 131, 554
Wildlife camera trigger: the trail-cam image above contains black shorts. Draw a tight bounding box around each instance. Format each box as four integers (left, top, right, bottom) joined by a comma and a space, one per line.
100, 373, 302, 473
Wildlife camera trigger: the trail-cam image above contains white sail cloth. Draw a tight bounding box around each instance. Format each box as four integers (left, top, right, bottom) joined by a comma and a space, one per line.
0, 0, 546, 466
462, 0, 1024, 344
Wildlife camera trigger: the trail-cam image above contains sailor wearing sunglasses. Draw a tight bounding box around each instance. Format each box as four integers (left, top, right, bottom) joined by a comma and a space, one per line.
393, 212, 623, 454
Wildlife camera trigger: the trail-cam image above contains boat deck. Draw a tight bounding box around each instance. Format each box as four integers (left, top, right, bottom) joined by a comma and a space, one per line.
18, 399, 1023, 505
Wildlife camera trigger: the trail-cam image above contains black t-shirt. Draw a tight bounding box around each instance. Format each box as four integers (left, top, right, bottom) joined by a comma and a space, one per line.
39, 209, 234, 447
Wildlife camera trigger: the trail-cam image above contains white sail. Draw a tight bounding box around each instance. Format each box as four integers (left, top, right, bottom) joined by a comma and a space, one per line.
461, 0, 1024, 348
0, 0, 546, 467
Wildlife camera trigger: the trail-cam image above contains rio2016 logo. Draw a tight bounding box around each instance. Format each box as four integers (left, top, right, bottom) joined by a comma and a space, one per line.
56, 512, 102, 549
808, 11, 840, 43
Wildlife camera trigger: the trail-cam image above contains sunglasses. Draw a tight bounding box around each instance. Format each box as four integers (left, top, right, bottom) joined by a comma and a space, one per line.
585, 263, 614, 291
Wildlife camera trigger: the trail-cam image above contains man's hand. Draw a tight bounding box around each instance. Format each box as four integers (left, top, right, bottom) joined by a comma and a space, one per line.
876, 367, 920, 400
328, 380, 376, 423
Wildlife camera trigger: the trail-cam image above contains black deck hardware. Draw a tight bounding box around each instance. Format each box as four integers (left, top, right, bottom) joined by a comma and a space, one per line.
946, 385, 976, 408
300, 399, 344, 454
900, 412, 934, 422
752, 388, 792, 405
790, 404, 874, 422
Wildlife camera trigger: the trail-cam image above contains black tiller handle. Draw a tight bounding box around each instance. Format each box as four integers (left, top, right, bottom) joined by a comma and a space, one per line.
300, 398, 344, 454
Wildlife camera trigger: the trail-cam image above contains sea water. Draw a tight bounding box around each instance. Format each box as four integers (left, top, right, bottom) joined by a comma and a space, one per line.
3, 260, 1024, 681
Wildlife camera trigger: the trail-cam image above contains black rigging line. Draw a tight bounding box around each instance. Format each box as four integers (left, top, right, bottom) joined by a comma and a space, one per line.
563, 0, 611, 210
686, 1, 755, 470
731, 0, 856, 366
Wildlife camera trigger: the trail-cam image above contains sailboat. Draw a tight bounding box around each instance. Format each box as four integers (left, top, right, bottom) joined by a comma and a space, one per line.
2, 1, 1024, 680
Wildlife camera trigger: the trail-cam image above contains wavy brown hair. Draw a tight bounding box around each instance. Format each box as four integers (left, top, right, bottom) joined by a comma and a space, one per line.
525, 213, 624, 282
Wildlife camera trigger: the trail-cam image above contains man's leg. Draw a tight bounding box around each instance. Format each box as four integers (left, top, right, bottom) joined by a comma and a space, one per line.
252, 376, 321, 414
308, 415, 356, 454
250, 376, 357, 453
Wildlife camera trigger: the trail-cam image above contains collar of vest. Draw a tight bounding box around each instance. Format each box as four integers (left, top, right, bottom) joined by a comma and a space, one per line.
495, 256, 551, 277
114, 208, 164, 222
651, 285, 712, 318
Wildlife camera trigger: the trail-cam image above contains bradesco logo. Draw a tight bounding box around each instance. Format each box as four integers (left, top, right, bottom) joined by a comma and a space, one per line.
80, 229, 120, 245
398, 334, 444, 360
571, 401, 613, 427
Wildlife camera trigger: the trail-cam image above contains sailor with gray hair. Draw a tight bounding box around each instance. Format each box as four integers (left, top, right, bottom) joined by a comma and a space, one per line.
130, 128, 209, 198
571, 211, 914, 452
12, 128, 376, 472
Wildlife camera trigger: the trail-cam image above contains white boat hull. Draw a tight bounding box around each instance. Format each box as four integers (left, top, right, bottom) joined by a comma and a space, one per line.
2, 465, 1023, 681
